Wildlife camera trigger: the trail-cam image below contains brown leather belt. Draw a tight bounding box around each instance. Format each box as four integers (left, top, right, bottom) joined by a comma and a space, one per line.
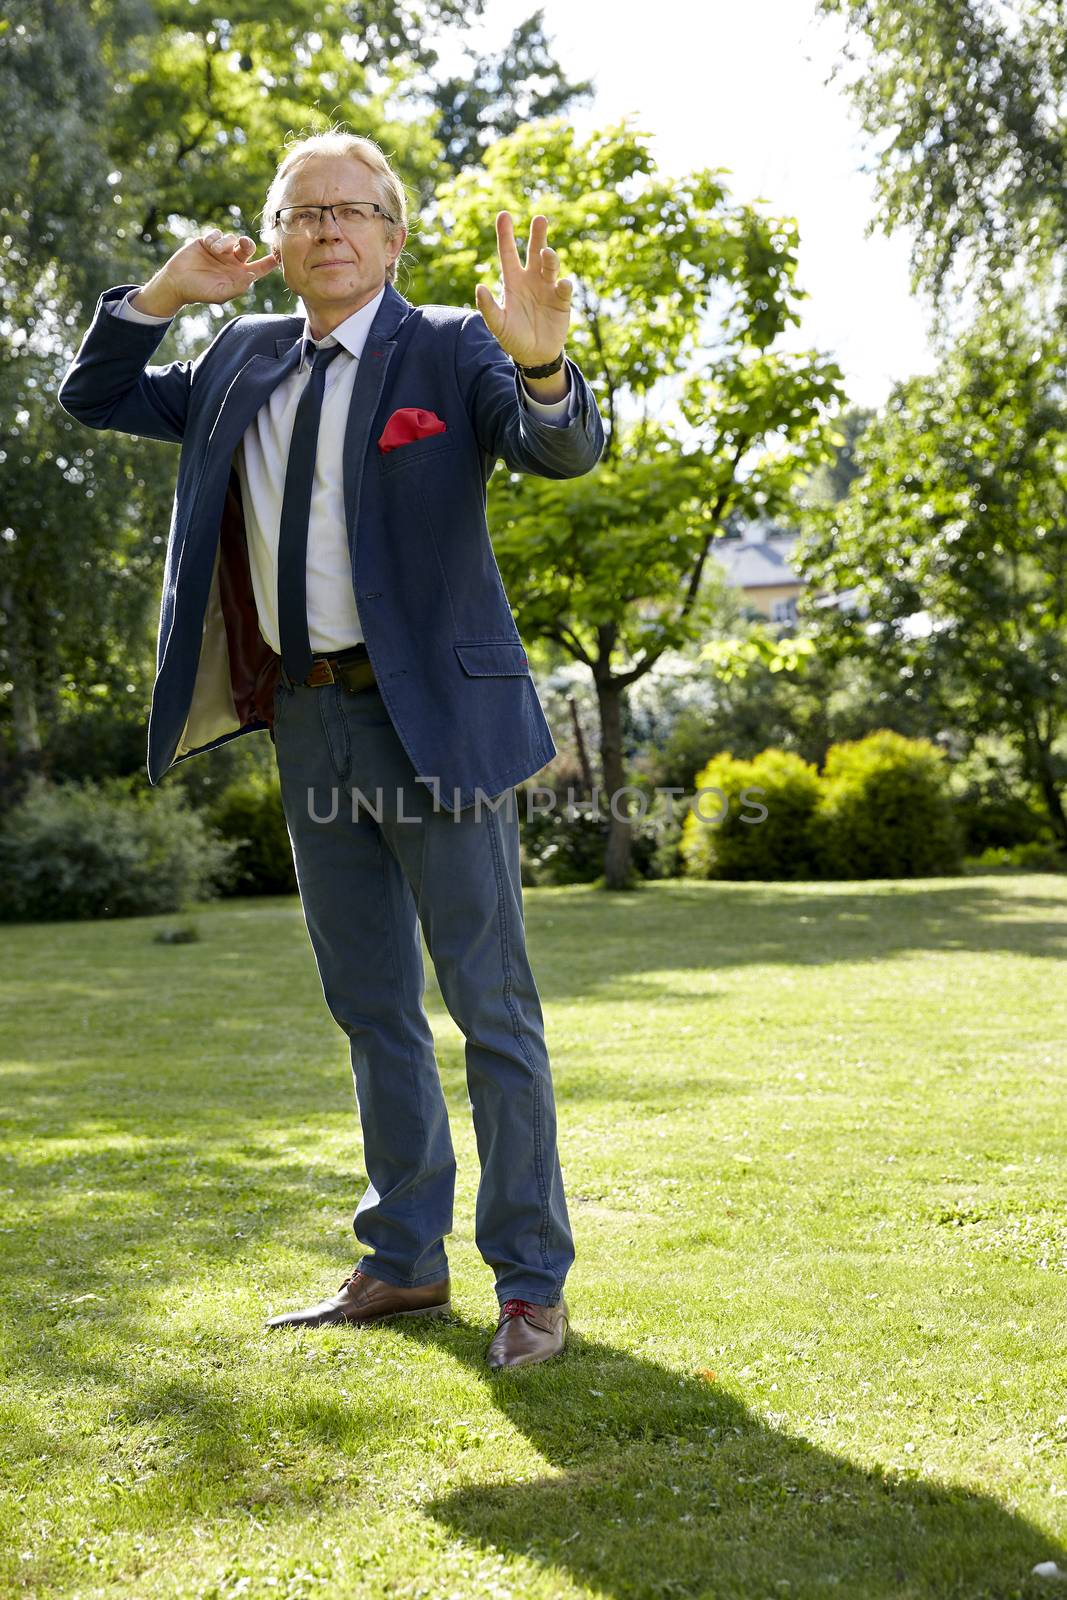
281, 643, 377, 693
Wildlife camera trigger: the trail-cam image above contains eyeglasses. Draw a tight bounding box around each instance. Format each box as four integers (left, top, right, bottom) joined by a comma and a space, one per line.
273, 200, 396, 235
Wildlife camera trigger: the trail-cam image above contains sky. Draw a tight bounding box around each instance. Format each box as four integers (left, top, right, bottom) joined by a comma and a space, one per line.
430, 0, 940, 410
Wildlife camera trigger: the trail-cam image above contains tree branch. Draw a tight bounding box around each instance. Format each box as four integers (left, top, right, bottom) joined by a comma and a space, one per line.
678, 437, 748, 619
580, 286, 617, 457
545, 623, 595, 669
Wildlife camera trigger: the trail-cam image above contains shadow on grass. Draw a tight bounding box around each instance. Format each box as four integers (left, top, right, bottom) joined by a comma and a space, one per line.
392, 1314, 1064, 1600
519, 880, 1067, 999
14, 1298, 1057, 1599
3, 1113, 1063, 1600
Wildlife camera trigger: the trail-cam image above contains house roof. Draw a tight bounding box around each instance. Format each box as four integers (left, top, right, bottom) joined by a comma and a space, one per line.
713, 529, 802, 590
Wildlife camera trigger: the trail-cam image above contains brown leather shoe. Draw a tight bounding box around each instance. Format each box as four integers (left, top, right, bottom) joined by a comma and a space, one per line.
265, 1269, 451, 1330
486, 1297, 569, 1369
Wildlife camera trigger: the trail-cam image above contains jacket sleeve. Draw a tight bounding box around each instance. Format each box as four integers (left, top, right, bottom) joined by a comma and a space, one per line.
454, 309, 605, 479
57, 284, 239, 445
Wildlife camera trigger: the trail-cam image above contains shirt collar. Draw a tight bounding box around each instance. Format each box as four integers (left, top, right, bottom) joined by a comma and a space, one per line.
300, 282, 388, 368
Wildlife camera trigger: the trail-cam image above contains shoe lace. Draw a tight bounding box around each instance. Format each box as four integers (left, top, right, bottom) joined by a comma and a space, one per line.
500, 1298, 539, 1322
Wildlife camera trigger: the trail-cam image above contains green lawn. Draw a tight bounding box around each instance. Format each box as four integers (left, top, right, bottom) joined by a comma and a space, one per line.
2, 875, 1066, 1600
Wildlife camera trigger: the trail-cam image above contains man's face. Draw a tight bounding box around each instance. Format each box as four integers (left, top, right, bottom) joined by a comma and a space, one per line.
271, 155, 406, 318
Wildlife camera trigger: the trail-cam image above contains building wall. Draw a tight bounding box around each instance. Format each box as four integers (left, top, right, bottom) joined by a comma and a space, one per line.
738, 582, 803, 622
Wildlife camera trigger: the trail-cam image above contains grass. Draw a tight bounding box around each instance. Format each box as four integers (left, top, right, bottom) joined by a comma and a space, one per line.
1, 873, 1066, 1600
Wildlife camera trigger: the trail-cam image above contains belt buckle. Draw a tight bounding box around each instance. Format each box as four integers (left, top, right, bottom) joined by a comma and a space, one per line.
306, 658, 336, 687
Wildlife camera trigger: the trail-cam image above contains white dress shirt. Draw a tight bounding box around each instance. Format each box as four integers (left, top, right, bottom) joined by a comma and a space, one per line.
111, 287, 576, 654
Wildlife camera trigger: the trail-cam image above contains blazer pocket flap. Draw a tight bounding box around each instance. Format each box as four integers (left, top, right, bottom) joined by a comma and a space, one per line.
453, 640, 529, 677
378, 430, 455, 470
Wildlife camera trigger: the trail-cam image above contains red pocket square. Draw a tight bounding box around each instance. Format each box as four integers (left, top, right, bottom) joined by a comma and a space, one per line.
377, 407, 447, 454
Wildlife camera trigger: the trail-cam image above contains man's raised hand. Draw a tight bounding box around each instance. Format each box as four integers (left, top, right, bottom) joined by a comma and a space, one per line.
134, 229, 279, 317
475, 212, 573, 367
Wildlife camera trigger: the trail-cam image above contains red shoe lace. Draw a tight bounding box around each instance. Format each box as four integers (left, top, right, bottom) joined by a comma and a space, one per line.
500, 1298, 538, 1321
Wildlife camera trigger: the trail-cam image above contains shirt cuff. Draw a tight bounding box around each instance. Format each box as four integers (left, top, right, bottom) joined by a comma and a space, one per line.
108, 288, 174, 325
519, 371, 576, 426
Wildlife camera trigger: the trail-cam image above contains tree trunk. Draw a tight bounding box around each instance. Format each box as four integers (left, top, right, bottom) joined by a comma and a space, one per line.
1025, 727, 1067, 852
10, 677, 42, 759
1, 579, 44, 763
595, 673, 634, 889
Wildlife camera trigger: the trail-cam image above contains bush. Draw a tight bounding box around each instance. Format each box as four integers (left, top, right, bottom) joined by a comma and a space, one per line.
0, 773, 238, 922
518, 790, 664, 886
520, 800, 608, 885
633, 788, 686, 880
965, 840, 1067, 873
205, 772, 297, 896
680, 749, 822, 881
814, 730, 964, 879
652, 706, 723, 793
951, 783, 1051, 855
42, 707, 151, 790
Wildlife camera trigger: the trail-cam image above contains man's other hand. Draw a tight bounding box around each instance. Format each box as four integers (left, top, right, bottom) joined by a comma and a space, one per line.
475, 212, 572, 369
131, 229, 280, 318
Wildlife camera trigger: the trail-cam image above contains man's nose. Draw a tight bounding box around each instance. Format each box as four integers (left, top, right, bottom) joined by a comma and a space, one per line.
316, 209, 344, 239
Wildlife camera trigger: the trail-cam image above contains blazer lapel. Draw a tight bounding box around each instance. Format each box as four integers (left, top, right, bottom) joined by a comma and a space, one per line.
206, 325, 305, 463
342, 283, 414, 537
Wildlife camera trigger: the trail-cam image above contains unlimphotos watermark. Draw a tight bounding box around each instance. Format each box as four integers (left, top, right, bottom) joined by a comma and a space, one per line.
297, 782, 769, 831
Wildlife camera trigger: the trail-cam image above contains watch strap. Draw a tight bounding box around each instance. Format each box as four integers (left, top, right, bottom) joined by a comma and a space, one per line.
513, 349, 566, 379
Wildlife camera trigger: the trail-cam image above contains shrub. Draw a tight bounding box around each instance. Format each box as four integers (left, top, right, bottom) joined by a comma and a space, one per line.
0, 773, 238, 922
965, 840, 1067, 873
652, 706, 722, 792
952, 785, 1051, 855
42, 708, 150, 789
520, 800, 608, 885
680, 749, 821, 881
518, 787, 665, 886
814, 730, 964, 879
205, 772, 297, 896
633, 788, 686, 880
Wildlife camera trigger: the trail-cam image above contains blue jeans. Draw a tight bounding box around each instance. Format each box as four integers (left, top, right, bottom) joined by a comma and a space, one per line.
270, 665, 574, 1306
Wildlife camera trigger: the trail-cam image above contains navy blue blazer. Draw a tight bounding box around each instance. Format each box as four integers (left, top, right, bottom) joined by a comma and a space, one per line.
57, 281, 605, 808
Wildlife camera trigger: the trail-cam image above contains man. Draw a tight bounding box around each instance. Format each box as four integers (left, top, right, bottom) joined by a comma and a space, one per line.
58, 131, 606, 1369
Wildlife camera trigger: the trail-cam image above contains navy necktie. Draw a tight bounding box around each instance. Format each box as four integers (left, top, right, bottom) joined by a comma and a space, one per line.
277, 340, 345, 683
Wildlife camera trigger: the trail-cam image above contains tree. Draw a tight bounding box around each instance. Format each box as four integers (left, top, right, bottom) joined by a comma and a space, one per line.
0, 0, 164, 770
795, 293, 1067, 851
428, 8, 593, 175
817, 0, 1067, 307
801, 404, 876, 505
0, 350, 171, 771
408, 119, 845, 887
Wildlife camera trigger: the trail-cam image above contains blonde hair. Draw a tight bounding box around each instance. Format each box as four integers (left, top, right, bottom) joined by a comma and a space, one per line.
259, 129, 412, 285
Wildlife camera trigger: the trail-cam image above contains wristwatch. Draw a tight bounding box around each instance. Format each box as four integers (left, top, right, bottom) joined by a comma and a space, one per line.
513, 349, 566, 378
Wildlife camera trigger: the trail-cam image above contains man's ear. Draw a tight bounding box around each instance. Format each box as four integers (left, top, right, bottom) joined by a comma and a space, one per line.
389, 226, 408, 267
